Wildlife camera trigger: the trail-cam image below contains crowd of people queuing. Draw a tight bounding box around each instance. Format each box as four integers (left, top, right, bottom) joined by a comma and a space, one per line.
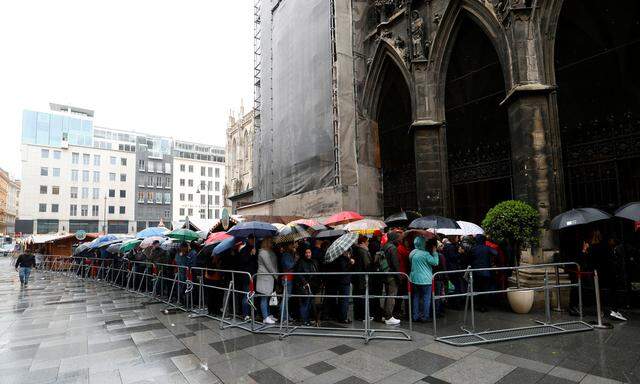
73, 226, 523, 328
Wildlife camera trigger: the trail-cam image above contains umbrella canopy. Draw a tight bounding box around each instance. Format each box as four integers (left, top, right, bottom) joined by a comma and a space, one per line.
120, 238, 142, 253
88, 234, 119, 249
136, 227, 169, 239
314, 229, 347, 239
205, 232, 233, 245
214, 236, 237, 255
324, 211, 364, 226
274, 225, 311, 244
227, 221, 278, 238
140, 236, 166, 249
384, 211, 422, 227
106, 242, 124, 254
438, 221, 484, 236
344, 219, 387, 235
550, 208, 612, 230
288, 218, 322, 227
161, 238, 181, 251
409, 215, 460, 230
196, 243, 216, 266
73, 242, 91, 256
324, 232, 359, 263
614, 202, 640, 221
272, 223, 286, 230
167, 228, 200, 242
402, 229, 436, 246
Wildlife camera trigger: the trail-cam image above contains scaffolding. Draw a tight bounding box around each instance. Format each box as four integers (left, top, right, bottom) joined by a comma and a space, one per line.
253, 0, 262, 136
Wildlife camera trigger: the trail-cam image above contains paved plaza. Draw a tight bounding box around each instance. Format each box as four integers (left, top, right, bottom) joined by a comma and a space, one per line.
0, 258, 638, 384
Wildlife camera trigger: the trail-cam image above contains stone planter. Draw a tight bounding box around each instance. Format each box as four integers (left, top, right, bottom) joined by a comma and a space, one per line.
507, 288, 534, 314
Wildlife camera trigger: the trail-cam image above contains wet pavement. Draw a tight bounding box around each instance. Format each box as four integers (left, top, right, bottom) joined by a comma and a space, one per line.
0, 257, 638, 384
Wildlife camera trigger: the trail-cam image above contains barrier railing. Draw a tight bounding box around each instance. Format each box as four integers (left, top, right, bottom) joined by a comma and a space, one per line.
431, 262, 593, 346
251, 271, 412, 343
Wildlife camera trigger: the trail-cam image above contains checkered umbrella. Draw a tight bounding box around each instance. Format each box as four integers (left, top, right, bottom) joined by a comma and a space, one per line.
324, 232, 358, 263
274, 224, 311, 244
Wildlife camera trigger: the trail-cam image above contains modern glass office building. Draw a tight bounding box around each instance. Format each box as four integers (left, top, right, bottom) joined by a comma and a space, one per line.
21, 107, 94, 148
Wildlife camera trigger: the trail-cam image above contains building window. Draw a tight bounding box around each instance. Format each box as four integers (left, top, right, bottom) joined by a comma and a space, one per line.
93, 171, 100, 182
208, 167, 213, 177
70, 187, 78, 198
80, 205, 88, 217
180, 179, 185, 186
215, 209, 220, 219
188, 179, 193, 187
93, 188, 99, 199
137, 191, 144, 202
207, 181, 212, 190
108, 206, 115, 214
148, 162, 154, 172
208, 195, 213, 205
200, 209, 205, 219
40, 185, 47, 194
180, 193, 185, 201
200, 194, 205, 204
201, 166, 205, 176
155, 192, 162, 203
51, 204, 59, 213
70, 205, 77, 216
81, 187, 89, 199
188, 165, 193, 173
121, 158, 127, 166
82, 170, 89, 182
41, 149, 49, 158
41, 167, 48, 176
52, 186, 60, 195
38, 203, 46, 212
188, 194, 193, 202
215, 195, 220, 205
120, 174, 126, 182
215, 182, 220, 192
164, 192, 170, 204
200, 180, 206, 190
165, 163, 171, 173
120, 190, 126, 198
92, 205, 99, 216
71, 170, 79, 181
179, 208, 185, 216
108, 189, 115, 197
147, 192, 153, 203
72, 152, 79, 164
188, 208, 193, 216
110, 156, 116, 165
52, 167, 60, 177
180, 164, 185, 172
215, 168, 220, 178
109, 172, 116, 181
94, 155, 100, 166
138, 159, 145, 171
53, 150, 61, 159
82, 153, 90, 165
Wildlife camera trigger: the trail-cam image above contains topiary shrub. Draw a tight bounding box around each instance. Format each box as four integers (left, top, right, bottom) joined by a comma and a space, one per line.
482, 200, 540, 265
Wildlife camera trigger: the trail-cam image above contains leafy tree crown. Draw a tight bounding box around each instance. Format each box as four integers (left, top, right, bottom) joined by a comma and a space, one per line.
481, 200, 540, 248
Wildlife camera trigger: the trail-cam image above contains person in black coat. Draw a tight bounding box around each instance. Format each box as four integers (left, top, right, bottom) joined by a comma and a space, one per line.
15, 251, 36, 286
470, 234, 497, 312
352, 236, 371, 321
333, 251, 354, 323
295, 247, 320, 325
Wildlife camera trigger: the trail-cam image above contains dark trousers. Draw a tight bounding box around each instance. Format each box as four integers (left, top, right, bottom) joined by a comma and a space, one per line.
337, 284, 351, 322
473, 275, 491, 310
353, 281, 366, 320
205, 279, 225, 316
369, 277, 384, 321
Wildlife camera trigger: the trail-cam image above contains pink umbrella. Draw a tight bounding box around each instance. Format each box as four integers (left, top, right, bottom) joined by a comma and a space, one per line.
324, 211, 364, 226
288, 218, 322, 227
204, 232, 233, 245
140, 236, 166, 249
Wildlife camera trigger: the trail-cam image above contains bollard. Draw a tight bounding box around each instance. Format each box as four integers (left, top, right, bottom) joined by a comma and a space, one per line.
589, 270, 613, 329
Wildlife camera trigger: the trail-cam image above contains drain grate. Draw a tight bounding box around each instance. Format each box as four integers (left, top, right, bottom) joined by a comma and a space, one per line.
437, 321, 593, 346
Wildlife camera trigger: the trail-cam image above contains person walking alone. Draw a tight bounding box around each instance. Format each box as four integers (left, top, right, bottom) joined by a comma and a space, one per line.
15, 250, 36, 287
409, 237, 439, 322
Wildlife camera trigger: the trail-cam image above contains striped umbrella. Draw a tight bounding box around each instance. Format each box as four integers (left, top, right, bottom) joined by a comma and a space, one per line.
274, 225, 311, 244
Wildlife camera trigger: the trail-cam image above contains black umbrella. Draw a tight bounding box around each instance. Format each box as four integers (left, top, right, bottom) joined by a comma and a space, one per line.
409, 215, 460, 230
314, 229, 347, 239
614, 202, 640, 221
73, 243, 91, 256
196, 243, 216, 267
550, 208, 611, 230
385, 211, 422, 227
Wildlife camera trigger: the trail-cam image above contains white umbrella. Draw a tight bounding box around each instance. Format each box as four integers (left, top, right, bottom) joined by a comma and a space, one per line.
438, 221, 483, 236
344, 219, 387, 234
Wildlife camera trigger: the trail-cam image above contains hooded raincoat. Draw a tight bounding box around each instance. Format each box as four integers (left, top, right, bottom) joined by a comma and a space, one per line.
409, 236, 439, 285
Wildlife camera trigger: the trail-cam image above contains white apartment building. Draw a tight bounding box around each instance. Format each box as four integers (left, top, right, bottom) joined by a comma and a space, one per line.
18, 105, 136, 235
172, 141, 225, 223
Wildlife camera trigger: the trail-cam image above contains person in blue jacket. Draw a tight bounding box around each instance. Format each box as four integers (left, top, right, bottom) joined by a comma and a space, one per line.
409, 236, 439, 322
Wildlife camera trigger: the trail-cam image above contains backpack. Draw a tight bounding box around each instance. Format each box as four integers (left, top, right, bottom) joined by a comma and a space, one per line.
373, 250, 389, 272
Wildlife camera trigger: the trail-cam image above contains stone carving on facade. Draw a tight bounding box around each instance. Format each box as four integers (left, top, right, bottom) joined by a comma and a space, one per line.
433, 12, 442, 25
371, 0, 407, 22
410, 10, 429, 60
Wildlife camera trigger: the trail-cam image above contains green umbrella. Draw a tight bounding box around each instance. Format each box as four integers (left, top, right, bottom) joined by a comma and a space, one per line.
119, 238, 142, 253
167, 228, 200, 241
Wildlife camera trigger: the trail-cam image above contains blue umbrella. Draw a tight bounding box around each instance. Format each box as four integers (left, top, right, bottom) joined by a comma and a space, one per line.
136, 227, 169, 239
88, 234, 119, 249
226, 221, 278, 238
213, 237, 236, 255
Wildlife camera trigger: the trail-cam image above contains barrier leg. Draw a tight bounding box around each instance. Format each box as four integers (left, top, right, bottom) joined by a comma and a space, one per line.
219, 281, 234, 330
590, 270, 613, 329
469, 272, 476, 333
544, 270, 551, 324
553, 266, 564, 312
364, 275, 370, 343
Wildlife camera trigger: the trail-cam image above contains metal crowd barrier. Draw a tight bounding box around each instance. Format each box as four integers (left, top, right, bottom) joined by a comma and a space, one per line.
431, 262, 593, 346
35, 255, 412, 343
251, 271, 412, 343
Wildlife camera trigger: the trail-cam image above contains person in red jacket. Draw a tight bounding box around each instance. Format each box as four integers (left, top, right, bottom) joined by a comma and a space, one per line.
394, 234, 411, 319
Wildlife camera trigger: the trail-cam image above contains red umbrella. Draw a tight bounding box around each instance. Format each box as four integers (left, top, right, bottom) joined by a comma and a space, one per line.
204, 232, 232, 245
324, 211, 364, 226
288, 218, 322, 227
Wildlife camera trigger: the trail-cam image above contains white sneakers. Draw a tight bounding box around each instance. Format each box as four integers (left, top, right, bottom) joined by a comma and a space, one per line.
610, 310, 628, 321
263, 315, 278, 324
384, 317, 401, 325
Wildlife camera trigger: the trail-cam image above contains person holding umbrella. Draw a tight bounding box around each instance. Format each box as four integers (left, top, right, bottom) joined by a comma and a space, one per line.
256, 237, 279, 324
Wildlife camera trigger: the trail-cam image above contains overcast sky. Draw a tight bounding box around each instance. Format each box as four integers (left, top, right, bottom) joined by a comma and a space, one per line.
0, 0, 254, 179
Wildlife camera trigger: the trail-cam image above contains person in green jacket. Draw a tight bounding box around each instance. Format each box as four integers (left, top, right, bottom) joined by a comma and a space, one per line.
409, 236, 439, 322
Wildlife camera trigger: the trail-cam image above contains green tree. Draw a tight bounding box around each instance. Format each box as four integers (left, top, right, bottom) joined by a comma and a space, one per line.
482, 200, 540, 266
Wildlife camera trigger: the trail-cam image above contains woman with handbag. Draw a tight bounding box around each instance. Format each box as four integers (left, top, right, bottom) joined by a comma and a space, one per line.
256, 237, 279, 324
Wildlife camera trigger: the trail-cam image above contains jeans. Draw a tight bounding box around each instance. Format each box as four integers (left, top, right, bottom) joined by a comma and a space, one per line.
237, 281, 250, 317
300, 297, 312, 323
19, 267, 32, 285
411, 284, 432, 321
260, 295, 271, 320
280, 280, 293, 320
337, 284, 351, 321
